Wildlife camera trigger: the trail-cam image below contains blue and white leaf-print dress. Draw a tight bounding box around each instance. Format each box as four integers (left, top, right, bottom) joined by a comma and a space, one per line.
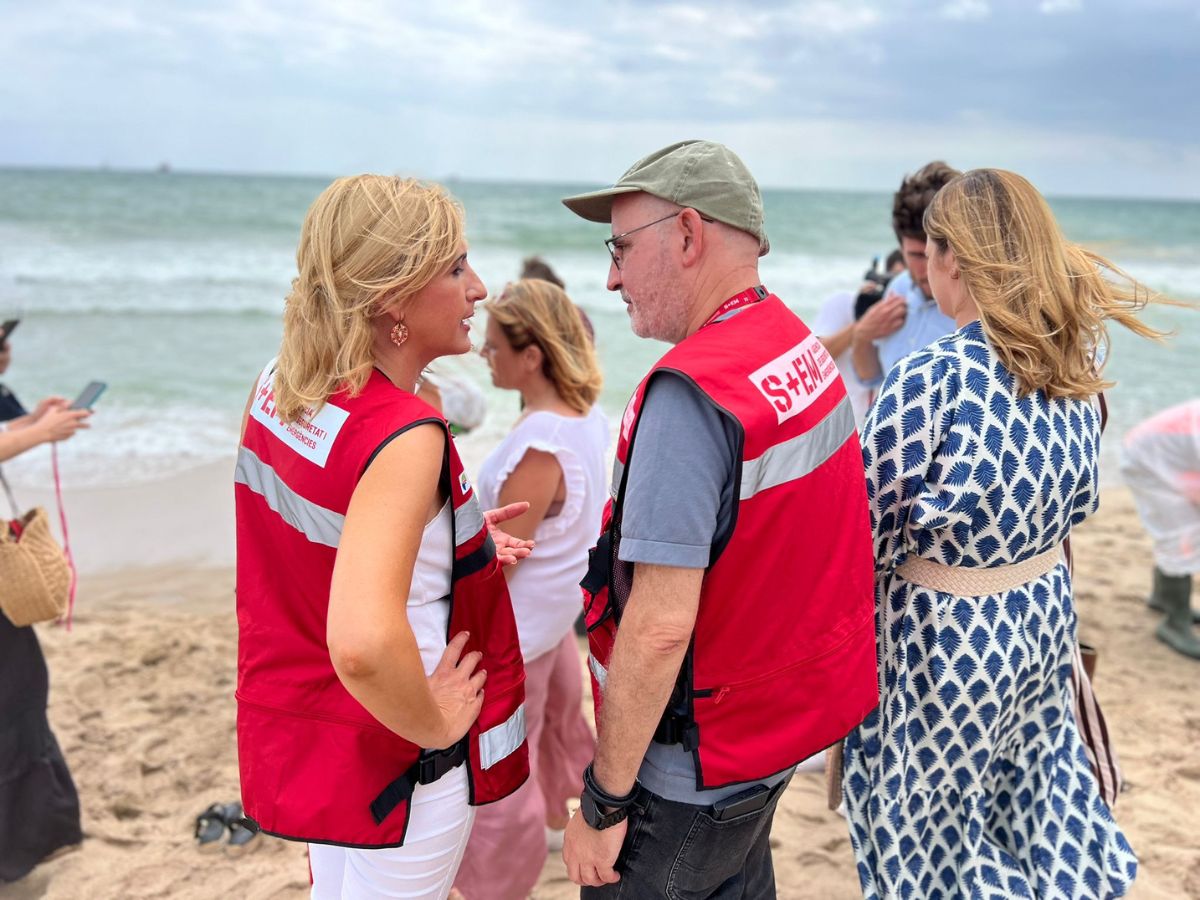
843, 321, 1136, 899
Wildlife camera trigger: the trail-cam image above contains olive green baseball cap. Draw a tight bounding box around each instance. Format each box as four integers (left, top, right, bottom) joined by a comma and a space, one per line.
562, 139, 769, 256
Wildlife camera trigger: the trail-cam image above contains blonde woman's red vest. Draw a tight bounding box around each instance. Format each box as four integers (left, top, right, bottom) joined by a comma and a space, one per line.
235, 364, 529, 847
582, 291, 878, 789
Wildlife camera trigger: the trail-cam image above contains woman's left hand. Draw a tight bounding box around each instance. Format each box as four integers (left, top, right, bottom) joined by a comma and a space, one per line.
484, 502, 536, 567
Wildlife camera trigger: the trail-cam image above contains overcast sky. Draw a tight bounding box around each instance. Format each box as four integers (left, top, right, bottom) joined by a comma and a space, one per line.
2, 0, 1197, 198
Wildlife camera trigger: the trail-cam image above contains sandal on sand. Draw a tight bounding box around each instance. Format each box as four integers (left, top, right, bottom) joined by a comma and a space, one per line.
194, 801, 241, 848
225, 810, 260, 855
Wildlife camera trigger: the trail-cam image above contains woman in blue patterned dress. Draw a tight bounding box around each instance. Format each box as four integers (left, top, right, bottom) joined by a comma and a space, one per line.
843, 169, 1161, 899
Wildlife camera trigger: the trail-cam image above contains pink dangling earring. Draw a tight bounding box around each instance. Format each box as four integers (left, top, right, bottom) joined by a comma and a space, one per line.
390, 320, 409, 347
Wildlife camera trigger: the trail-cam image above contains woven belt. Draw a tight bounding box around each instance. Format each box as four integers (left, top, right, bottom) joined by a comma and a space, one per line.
896, 545, 1064, 596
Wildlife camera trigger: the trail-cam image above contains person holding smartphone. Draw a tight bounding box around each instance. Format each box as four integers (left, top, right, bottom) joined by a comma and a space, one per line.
0, 343, 91, 883
0, 331, 92, 445
0, 325, 97, 432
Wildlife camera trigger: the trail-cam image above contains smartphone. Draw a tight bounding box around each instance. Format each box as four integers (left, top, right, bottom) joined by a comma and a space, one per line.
0, 319, 18, 346
69, 381, 107, 411
710, 784, 772, 821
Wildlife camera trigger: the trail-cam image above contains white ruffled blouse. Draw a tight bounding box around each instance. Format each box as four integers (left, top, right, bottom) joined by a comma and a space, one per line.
476, 406, 609, 660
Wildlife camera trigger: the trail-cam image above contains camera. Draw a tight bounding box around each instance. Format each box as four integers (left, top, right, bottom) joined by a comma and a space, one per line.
853, 257, 891, 320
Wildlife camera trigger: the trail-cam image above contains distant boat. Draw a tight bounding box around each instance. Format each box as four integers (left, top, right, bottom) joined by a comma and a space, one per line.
157, 161, 171, 174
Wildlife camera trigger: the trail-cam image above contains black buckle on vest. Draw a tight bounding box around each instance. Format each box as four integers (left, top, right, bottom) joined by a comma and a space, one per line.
652, 714, 699, 752
369, 740, 468, 826
580, 530, 612, 596
416, 743, 466, 785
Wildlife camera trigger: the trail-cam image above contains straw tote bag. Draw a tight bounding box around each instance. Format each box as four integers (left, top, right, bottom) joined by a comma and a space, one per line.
0, 466, 71, 627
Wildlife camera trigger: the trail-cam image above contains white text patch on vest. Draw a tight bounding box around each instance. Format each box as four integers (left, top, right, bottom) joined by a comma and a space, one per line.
749, 333, 838, 425
250, 368, 350, 468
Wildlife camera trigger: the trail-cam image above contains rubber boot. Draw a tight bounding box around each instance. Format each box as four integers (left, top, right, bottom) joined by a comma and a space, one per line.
1148, 566, 1200, 623
1154, 571, 1200, 660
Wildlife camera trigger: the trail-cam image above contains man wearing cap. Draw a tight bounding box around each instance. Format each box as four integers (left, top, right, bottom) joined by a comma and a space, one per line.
560, 140, 877, 896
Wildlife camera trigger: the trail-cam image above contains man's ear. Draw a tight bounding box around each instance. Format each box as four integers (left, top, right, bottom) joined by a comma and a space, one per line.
678, 208, 706, 267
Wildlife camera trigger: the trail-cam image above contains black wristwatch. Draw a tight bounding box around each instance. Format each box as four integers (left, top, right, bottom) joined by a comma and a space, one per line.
580, 792, 628, 830
580, 763, 639, 831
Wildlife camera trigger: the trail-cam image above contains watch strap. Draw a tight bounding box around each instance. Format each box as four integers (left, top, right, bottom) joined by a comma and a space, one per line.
583, 763, 640, 809
580, 792, 629, 830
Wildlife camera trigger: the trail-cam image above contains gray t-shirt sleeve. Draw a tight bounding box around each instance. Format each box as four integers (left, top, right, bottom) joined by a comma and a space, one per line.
617, 372, 737, 569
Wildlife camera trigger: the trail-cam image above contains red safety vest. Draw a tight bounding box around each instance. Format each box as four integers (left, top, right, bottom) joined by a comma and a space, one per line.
582, 290, 878, 789
235, 364, 529, 847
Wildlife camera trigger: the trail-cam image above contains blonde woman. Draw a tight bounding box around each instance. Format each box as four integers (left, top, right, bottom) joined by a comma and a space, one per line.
235, 176, 532, 900
455, 279, 606, 900
843, 169, 1154, 899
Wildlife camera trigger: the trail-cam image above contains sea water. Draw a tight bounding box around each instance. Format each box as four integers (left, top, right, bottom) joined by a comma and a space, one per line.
1, 168, 1197, 491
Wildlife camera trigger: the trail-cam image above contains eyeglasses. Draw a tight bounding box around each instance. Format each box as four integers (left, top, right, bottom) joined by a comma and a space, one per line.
605, 210, 714, 270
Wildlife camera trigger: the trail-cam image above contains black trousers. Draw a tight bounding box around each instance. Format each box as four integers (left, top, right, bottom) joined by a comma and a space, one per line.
0, 614, 82, 882
582, 778, 788, 900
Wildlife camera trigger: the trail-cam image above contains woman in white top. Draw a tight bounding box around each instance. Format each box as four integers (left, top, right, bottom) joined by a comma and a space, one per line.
455, 278, 608, 900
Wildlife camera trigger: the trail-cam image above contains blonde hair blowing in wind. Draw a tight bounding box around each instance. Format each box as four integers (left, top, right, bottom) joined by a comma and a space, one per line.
923, 168, 1166, 401
488, 279, 603, 414
273, 175, 464, 423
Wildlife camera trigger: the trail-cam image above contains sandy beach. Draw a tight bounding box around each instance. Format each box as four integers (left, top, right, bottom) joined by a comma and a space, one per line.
2, 477, 1199, 899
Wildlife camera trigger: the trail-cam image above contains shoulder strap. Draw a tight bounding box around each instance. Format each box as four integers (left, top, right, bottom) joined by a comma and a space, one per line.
50, 445, 78, 628
0, 465, 18, 520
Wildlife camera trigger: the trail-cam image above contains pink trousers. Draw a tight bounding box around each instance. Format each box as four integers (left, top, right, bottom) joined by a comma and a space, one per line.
454, 633, 595, 900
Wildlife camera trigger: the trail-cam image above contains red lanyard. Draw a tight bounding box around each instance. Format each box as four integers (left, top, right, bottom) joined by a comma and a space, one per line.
699, 285, 768, 331
52, 444, 77, 630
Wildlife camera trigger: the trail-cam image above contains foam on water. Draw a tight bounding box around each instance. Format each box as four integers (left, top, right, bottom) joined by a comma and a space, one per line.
0, 405, 242, 490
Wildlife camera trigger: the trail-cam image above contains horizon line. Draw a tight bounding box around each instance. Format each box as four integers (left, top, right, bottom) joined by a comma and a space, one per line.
1, 162, 1198, 206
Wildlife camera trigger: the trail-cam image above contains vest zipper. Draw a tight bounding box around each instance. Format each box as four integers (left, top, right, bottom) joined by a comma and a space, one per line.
695, 618, 871, 702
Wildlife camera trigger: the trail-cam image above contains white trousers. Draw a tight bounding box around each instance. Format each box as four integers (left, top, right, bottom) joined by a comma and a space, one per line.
309, 765, 475, 899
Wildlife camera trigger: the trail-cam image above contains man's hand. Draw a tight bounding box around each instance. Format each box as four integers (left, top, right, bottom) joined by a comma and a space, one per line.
483, 502, 536, 567
562, 808, 625, 888
855, 292, 906, 342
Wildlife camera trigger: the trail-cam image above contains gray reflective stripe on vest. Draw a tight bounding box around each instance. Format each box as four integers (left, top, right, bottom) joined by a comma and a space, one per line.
454, 495, 486, 548
478, 703, 526, 770
739, 398, 856, 502
588, 654, 608, 693
609, 458, 625, 501
236, 445, 344, 548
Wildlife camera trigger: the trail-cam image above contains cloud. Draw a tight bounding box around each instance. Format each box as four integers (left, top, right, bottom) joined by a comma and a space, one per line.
941, 0, 990, 21
1039, 0, 1083, 12
0, 0, 1196, 198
